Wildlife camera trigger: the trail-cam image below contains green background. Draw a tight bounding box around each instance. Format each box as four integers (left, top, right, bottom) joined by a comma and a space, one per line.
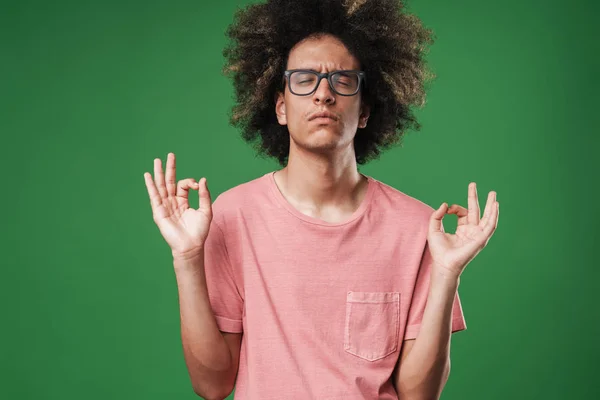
2, 0, 598, 398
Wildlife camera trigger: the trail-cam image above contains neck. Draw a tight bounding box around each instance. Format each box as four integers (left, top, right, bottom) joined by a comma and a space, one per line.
275, 142, 367, 211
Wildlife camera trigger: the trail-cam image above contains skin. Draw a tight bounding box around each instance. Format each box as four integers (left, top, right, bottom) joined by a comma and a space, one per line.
274, 33, 371, 224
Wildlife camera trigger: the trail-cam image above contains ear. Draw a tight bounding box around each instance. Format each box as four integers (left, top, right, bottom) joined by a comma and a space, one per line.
358, 103, 370, 129
275, 91, 287, 125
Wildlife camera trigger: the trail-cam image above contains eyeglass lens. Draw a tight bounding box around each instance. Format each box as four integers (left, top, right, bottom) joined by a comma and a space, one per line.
289, 71, 360, 95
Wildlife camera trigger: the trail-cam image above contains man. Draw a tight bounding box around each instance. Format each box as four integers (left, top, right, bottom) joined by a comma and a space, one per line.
143, 0, 499, 399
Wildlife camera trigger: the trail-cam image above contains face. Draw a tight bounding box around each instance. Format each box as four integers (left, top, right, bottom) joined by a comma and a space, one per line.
275, 34, 370, 157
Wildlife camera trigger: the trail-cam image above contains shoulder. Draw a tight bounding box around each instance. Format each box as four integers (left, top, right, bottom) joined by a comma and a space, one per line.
210, 172, 273, 226
370, 177, 436, 221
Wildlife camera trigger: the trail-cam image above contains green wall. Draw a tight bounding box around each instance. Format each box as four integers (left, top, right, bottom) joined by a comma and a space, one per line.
2, 0, 598, 398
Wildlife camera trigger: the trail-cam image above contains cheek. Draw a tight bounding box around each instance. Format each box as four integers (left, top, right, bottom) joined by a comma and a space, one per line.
283, 101, 305, 129
341, 103, 362, 129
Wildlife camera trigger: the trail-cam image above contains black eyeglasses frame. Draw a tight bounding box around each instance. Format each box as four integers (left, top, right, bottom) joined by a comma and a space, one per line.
282, 69, 366, 96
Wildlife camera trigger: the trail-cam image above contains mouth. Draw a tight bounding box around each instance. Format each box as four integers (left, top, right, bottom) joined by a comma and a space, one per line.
311, 116, 336, 122
309, 112, 338, 122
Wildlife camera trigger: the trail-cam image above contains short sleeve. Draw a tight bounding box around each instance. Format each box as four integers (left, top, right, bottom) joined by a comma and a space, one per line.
403, 225, 467, 340
203, 216, 244, 333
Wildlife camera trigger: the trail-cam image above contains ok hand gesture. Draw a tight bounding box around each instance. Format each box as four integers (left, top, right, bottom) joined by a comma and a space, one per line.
143, 153, 213, 260
427, 182, 499, 279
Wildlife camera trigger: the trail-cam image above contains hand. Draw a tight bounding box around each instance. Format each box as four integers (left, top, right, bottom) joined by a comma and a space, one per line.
143, 152, 213, 259
427, 182, 499, 278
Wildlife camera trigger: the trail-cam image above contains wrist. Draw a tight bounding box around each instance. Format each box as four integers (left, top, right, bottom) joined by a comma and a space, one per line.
431, 266, 461, 287
172, 247, 204, 262
172, 250, 205, 273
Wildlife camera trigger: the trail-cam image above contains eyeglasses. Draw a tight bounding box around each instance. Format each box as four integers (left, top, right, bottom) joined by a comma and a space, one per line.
283, 69, 366, 96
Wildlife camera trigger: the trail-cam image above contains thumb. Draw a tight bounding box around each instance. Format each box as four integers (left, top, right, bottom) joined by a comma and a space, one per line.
429, 202, 447, 234
198, 177, 212, 212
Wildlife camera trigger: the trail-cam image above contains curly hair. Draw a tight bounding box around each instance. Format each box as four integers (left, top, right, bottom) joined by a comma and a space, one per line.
222, 0, 436, 166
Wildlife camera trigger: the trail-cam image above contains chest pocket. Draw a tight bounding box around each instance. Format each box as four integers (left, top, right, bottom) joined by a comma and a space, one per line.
344, 291, 400, 361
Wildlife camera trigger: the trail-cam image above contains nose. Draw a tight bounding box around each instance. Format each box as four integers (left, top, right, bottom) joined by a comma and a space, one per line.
313, 77, 335, 105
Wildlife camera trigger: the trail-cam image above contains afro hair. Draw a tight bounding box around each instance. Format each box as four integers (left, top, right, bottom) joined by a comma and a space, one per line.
222, 0, 436, 166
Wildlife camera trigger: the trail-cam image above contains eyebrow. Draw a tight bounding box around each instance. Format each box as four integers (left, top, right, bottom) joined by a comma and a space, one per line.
291, 68, 353, 72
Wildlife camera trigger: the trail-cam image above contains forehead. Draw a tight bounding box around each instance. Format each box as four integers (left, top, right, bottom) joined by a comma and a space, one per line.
286, 34, 360, 71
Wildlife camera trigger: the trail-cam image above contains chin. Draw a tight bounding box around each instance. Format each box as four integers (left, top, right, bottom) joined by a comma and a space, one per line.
304, 130, 354, 151
309, 125, 343, 137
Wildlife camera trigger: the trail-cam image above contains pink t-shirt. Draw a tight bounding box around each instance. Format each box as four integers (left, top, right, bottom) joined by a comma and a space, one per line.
203, 171, 466, 399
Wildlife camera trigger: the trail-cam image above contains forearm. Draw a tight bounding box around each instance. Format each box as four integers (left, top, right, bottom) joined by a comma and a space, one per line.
396, 270, 460, 399
174, 251, 235, 399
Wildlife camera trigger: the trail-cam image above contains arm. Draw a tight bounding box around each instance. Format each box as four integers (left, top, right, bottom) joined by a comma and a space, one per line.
392, 270, 460, 400
392, 184, 497, 398
174, 251, 240, 400
143, 155, 242, 399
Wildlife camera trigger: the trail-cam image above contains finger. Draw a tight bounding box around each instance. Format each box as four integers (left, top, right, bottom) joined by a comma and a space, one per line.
165, 152, 177, 197
154, 158, 168, 198
144, 172, 163, 209
479, 191, 496, 228
447, 204, 469, 226
198, 177, 213, 213
429, 202, 448, 234
468, 182, 480, 225
176, 178, 199, 199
